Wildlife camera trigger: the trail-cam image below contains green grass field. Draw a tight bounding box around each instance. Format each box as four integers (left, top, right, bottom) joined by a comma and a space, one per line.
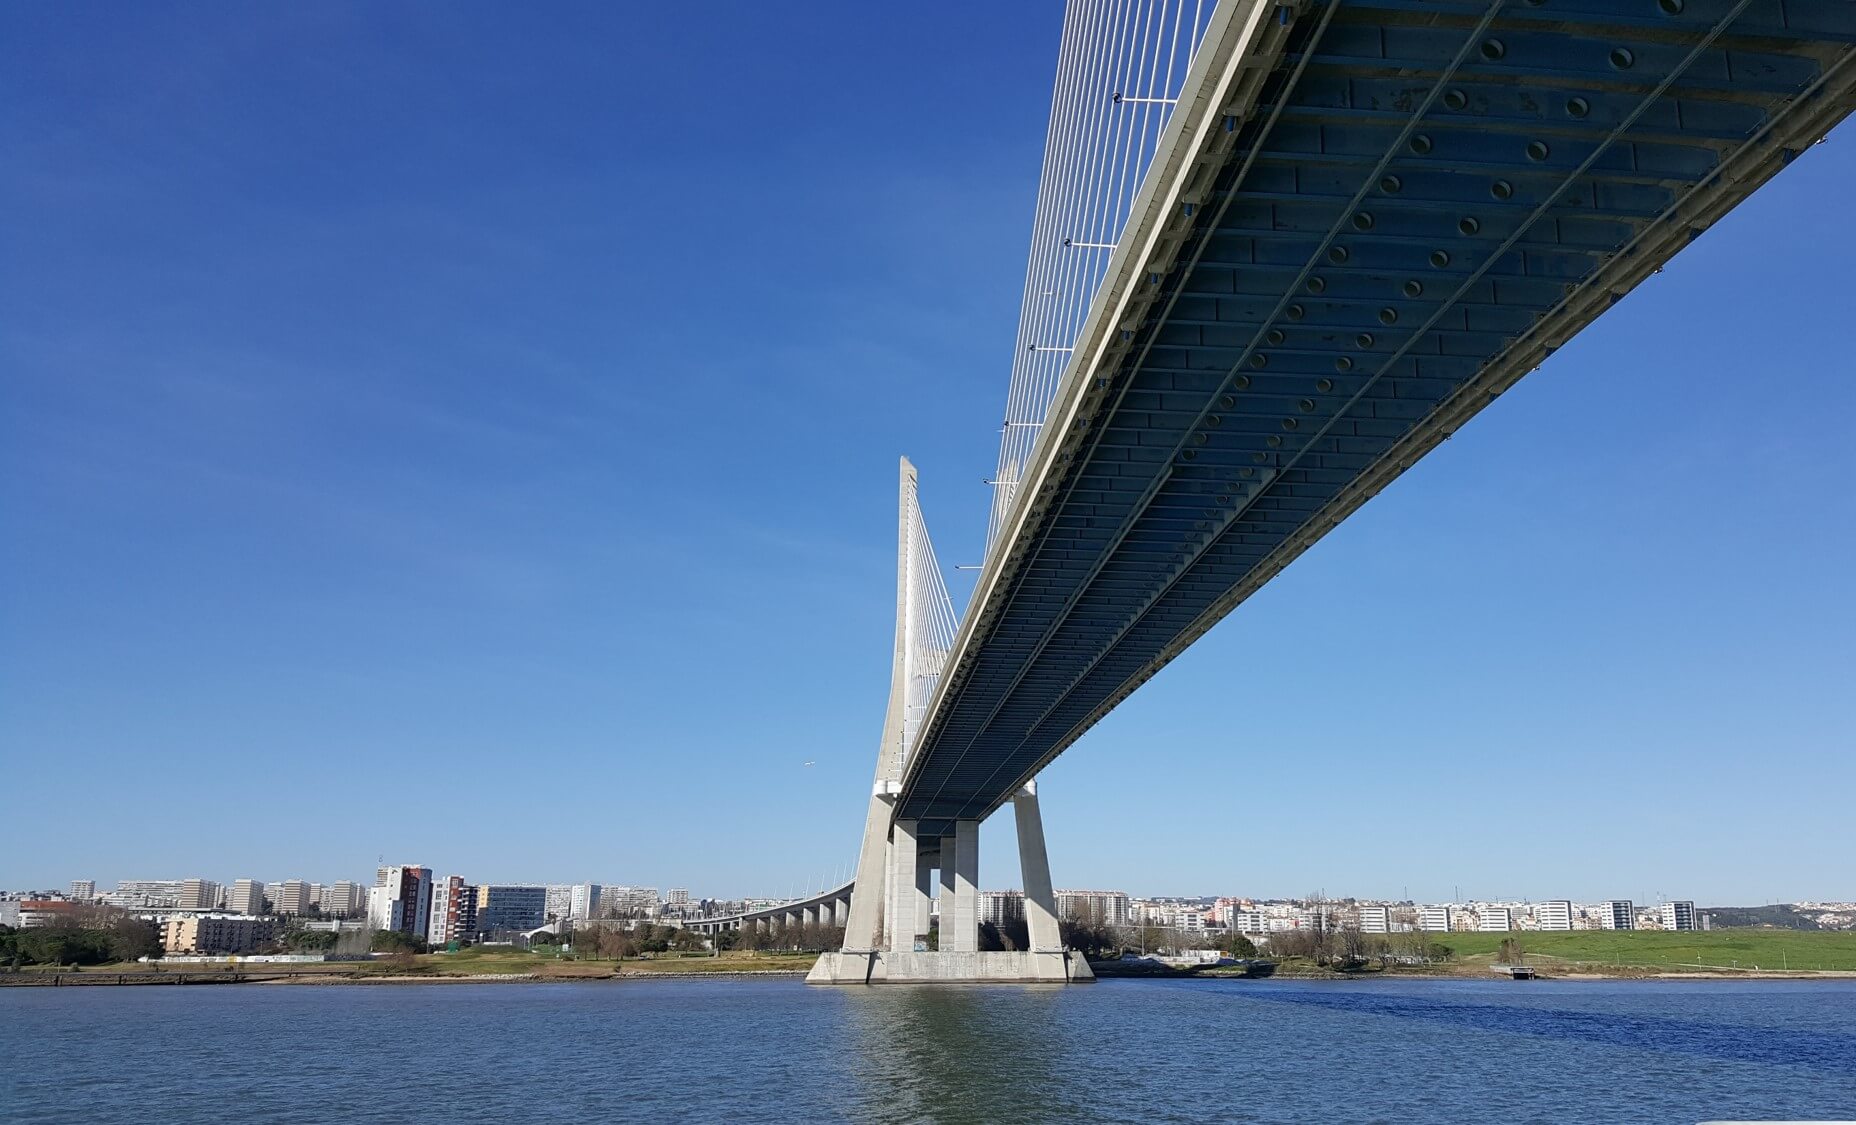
1436, 929, 1856, 972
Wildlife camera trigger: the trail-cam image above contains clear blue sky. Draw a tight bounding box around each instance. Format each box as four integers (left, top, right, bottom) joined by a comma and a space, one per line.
3, 3, 1851, 906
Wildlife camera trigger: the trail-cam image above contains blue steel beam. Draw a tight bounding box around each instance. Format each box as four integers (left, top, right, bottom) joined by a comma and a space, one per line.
895, 0, 1856, 836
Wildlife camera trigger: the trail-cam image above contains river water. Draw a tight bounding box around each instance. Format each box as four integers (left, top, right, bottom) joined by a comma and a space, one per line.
4, 977, 1853, 1122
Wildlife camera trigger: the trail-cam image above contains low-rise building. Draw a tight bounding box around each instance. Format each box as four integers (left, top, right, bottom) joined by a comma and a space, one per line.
11, 900, 80, 929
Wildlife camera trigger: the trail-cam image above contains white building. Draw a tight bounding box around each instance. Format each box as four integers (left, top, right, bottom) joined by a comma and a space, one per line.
114, 880, 186, 908
604, 886, 660, 917
979, 890, 1026, 927
1055, 890, 1130, 927
1478, 907, 1512, 932
667, 888, 691, 906
544, 885, 576, 924
1358, 905, 1391, 934
428, 876, 477, 945
1418, 906, 1452, 933
1660, 901, 1697, 932
1231, 911, 1268, 934
1537, 900, 1573, 931
368, 865, 433, 936
568, 884, 602, 920
1602, 900, 1635, 930
69, 880, 95, 901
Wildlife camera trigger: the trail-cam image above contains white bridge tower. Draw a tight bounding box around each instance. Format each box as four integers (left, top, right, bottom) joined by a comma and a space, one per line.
807, 459, 1091, 984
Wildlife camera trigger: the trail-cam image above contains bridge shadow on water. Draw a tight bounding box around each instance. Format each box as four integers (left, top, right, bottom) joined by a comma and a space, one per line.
836, 985, 1090, 1121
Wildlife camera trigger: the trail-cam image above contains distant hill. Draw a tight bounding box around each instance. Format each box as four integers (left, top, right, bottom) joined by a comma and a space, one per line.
1705, 904, 1821, 930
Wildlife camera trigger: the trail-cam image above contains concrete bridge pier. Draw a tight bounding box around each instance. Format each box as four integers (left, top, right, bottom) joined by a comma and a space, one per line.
808, 780, 1091, 984
807, 459, 1091, 984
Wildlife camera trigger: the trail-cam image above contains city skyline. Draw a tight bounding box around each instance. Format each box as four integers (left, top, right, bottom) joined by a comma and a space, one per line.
3, 4, 1852, 904
10, 869, 1842, 917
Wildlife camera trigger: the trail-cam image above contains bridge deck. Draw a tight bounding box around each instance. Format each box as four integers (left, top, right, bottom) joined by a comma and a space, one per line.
898, 0, 1856, 834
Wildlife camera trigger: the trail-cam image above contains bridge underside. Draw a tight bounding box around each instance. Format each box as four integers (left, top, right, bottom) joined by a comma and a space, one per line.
899, 0, 1856, 835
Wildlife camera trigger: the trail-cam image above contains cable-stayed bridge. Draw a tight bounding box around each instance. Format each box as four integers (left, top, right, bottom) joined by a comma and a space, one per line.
809, 0, 1856, 984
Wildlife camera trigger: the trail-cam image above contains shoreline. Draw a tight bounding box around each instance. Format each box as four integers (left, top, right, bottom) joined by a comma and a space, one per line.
7, 965, 1855, 988
0, 968, 814, 987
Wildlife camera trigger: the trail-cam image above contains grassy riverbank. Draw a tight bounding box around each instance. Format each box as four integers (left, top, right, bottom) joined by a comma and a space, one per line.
1210, 930, 1856, 979
3, 949, 821, 984
1432, 930, 1856, 973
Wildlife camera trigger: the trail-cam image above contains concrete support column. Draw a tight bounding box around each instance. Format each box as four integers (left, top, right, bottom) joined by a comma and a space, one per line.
949, 819, 980, 952
804, 905, 819, 928
889, 819, 921, 951
914, 858, 934, 940
1013, 781, 1063, 952
938, 836, 957, 941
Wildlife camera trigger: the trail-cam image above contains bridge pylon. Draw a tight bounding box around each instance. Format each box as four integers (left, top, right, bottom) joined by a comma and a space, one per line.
808, 458, 1092, 985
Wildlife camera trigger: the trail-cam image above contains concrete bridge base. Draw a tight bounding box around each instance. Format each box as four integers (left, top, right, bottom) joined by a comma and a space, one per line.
806, 950, 1094, 985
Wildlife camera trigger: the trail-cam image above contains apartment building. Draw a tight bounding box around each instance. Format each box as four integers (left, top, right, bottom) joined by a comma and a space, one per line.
324, 882, 364, 918
1536, 900, 1573, 931
427, 876, 479, 945
1418, 906, 1452, 933
274, 880, 313, 917
979, 890, 1026, 928
1602, 900, 1635, 930
227, 879, 265, 915
1230, 911, 1268, 934
367, 865, 433, 936
162, 914, 279, 955
1478, 907, 1512, 932
179, 879, 221, 912
1055, 890, 1130, 927
1358, 905, 1391, 934
568, 884, 602, 920
1660, 901, 1697, 931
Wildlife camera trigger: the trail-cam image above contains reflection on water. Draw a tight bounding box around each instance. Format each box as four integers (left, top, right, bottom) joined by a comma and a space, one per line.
842, 985, 1074, 1120
3, 977, 1853, 1123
